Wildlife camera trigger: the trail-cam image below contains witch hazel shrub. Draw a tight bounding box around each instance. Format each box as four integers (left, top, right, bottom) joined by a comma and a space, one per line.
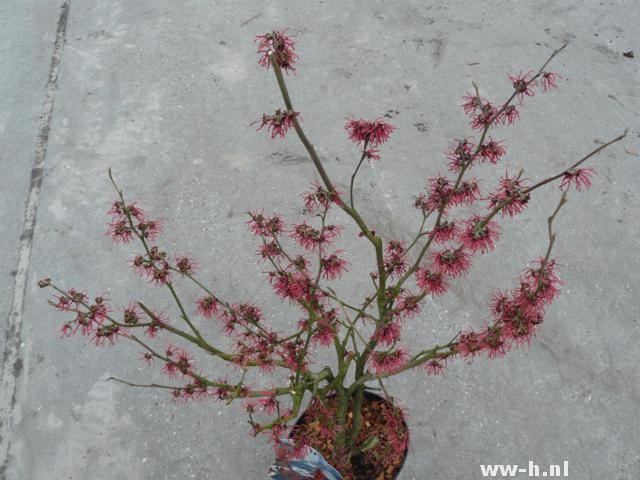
40, 30, 626, 478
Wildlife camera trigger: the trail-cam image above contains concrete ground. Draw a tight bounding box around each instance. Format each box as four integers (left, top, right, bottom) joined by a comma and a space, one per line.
1, 1, 639, 479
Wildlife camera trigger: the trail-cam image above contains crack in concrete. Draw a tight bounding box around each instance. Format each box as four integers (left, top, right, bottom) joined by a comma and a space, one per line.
0, 1, 70, 473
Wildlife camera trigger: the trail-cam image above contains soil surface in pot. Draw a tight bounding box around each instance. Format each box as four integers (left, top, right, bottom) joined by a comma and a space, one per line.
290, 393, 409, 480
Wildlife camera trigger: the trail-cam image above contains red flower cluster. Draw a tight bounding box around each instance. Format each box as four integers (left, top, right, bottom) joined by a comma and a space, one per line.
384, 241, 407, 278
92, 323, 126, 346
291, 222, 342, 252
172, 379, 210, 403
131, 246, 171, 286
488, 172, 531, 217
248, 212, 286, 237
163, 344, 196, 378
429, 219, 459, 243
508, 71, 537, 103
456, 258, 562, 359
415, 268, 449, 296
373, 320, 402, 346
256, 31, 297, 73
196, 296, 219, 318
175, 255, 197, 275
320, 251, 348, 280
255, 109, 299, 139
106, 200, 160, 244
460, 88, 531, 130
368, 347, 409, 375
430, 248, 472, 278
393, 291, 423, 318
446, 139, 476, 173
479, 139, 506, 164
424, 357, 447, 376
470, 100, 498, 131
560, 167, 595, 192
541, 71, 562, 92
344, 118, 395, 146
301, 182, 342, 213
457, 215, 500, 254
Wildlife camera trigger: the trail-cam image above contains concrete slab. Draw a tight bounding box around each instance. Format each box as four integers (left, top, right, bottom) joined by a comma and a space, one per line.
2, 1, 639, 479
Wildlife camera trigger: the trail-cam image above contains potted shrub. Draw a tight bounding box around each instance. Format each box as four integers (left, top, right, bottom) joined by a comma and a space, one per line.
39, 31, 626, 479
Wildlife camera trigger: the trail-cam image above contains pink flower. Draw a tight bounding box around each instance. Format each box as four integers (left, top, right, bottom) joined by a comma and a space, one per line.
256, 31, 297, 73
479, 139, 506, 164
344, 118, 395, 146
73, 312, 92, 336
488, 172, 531, 217
373, 320, 402, 346
248, 212, 286, 237
496, 105, 520, 126
92, 324, 126, 346
107, 219, 134, 243
429, 219, 458, 243
450, 179, 480, 206
302, 183, 341, 213
430, 248, 472, 277
196, 296, 219, 318
88, 297, 109, 324
508, 71, 536, 103
107, 201, 146, 222
320, 251, 348, 280
489, 290, 510, 318
269, 271, 310, 302
394, 290, 422, 318
131, 255, 152, 278
244, 398, 258, 415
560, 167, 595, 192
175, 255, 197, 275
312, 319, 337, 348
122, 303, 141, 325
368, 347, 409, 375
150, 261, 171, 286
67, 289, 88, 305
54, 294, 73, 311
415, 267, 449, 296
470, 101, 497, 130
145, 324, 160, 338
455, 331, 485, 359
258, 393, 278, 415
257, 241, 282, 261
414, 192, 430, 213
461, 93, 483, 116
322, 225, 342, 242
288, 254, 310, 272
457, 215, 500, 254
255, 109, 299, 139
541, 71, 562, 92
144, 310, 166, 338
163, 345, 194, 377
174, 381, 209, 403
424, 358, 446, 376
446, 139, 476, 173
137, 219, 163, 241
291, 223, 321, 251
140, 352, 154, 366
235, 304, 264, 326
384, 241, 407, 278
364, 148, 381, 161
521, 258, 562, 306
291, 223, 341, 251
425, 175, 454, 211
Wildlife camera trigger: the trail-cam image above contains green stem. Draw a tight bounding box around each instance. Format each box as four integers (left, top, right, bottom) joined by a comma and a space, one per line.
350, 140, 370, 209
